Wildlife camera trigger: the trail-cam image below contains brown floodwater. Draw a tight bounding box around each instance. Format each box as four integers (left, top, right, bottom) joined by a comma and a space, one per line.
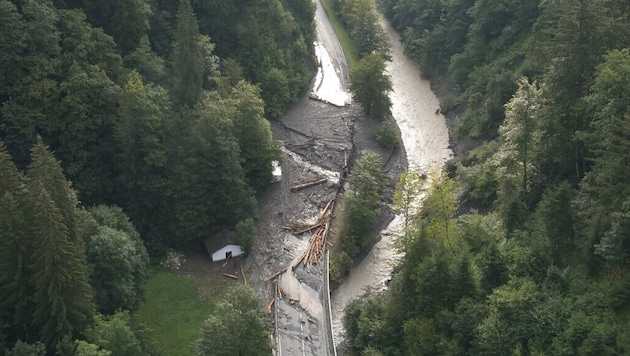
330, 16, 453, 346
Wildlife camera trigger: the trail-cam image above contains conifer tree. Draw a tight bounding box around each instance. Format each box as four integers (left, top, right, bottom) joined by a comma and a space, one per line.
172, 0, 203, 107
115, 72, 170, 242
531, 0, 620, 182
27, 141, 82, 246
0, 142, 34, 341
0, 141, 22, 198
27, 142, 95, 347
582, 49, 630, 267
0, 193, 34, 341
169, 95, 256, 248
583, 49, 630, 220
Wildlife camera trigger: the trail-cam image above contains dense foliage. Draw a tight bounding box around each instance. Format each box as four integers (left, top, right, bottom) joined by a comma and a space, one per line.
194, 284, 272, 356
0, 141, 153, 353
83, 205, 149, 315
0, 141, 95, 349
331, 0, 393, 117
333, 0, 389, 58
0, 0, 311, 254
344, 0, 630, 354
350, 54, 393, 117
0, 0, 314, 352
331, 153, 385, 281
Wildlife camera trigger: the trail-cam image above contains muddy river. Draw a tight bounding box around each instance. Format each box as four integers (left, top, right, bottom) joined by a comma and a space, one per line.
330, 16, 453, 346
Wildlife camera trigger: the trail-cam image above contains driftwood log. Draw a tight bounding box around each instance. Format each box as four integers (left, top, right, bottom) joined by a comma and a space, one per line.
290, 178, 327, 192
240, 265, 247, 285
266, 299, 275, 314
265, 267, 288, 282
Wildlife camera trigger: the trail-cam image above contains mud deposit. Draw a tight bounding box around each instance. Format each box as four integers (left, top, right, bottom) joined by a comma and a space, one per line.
245, 79, 407, 355
243, 1, 425, 355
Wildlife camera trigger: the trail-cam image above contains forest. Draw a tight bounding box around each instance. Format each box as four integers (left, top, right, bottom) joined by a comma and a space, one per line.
0, 0, 314, 353
3, 0, 630, 354
343, 0, 630, 355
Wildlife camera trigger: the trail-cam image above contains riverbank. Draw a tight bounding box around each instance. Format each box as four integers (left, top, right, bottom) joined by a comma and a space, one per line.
330, 13, 454, 352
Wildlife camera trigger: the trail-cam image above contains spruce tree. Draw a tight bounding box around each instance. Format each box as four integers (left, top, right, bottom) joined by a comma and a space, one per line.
0, 142, 34, 341
172, 0, 203, 107
27, 141, 82, 246
0, 142, 22, 196
27, 142, 95, 347
169, 97, 256, 248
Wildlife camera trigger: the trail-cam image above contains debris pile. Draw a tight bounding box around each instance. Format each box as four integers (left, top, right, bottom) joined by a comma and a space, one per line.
293, 200, 333, 269
281, 209, 332, 236
264, 199, 334, 285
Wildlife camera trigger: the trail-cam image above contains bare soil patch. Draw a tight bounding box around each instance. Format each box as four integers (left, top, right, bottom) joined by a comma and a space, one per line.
172, 253, 243, 300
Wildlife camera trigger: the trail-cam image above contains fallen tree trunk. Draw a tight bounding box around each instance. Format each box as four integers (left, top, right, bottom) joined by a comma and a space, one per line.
240, 265, 247, 285
264, 267, 287, 282
290, 178, 327, 192
266, 299, 275, 314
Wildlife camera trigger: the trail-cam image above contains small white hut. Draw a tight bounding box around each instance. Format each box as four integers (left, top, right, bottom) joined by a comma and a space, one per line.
211, 244, 244, 262
204, 230, 245, 262
272, 160, 282, 183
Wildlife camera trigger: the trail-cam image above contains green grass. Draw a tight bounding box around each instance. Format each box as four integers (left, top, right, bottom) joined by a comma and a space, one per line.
135, 272, 217, 356
319, 0, 360, 70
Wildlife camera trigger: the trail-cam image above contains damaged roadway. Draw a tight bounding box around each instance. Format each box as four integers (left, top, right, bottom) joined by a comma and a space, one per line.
244, 97, 355, 356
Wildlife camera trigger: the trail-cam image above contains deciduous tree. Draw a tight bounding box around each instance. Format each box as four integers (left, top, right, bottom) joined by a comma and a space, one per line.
393, 172, 423, 229
496, 77, 542, 204
229, 81, 281, 192
340, 153, 384, 258
84, 205, 149, 314
83, 312, 143, 356
350, 54, 392, 117
194, 284, 271, 356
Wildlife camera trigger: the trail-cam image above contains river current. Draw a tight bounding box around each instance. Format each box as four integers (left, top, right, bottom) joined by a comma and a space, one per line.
330, 16, 453, 346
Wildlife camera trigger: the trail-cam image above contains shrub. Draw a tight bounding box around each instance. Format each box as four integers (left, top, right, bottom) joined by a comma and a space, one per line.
373, 123, 400, 150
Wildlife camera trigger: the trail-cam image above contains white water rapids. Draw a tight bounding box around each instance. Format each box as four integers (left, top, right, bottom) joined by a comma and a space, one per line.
330, 16, 453, 346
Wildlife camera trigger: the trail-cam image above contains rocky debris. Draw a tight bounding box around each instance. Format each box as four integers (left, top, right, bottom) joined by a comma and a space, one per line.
244, 96, 357, 356
244, 82, 410, 355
